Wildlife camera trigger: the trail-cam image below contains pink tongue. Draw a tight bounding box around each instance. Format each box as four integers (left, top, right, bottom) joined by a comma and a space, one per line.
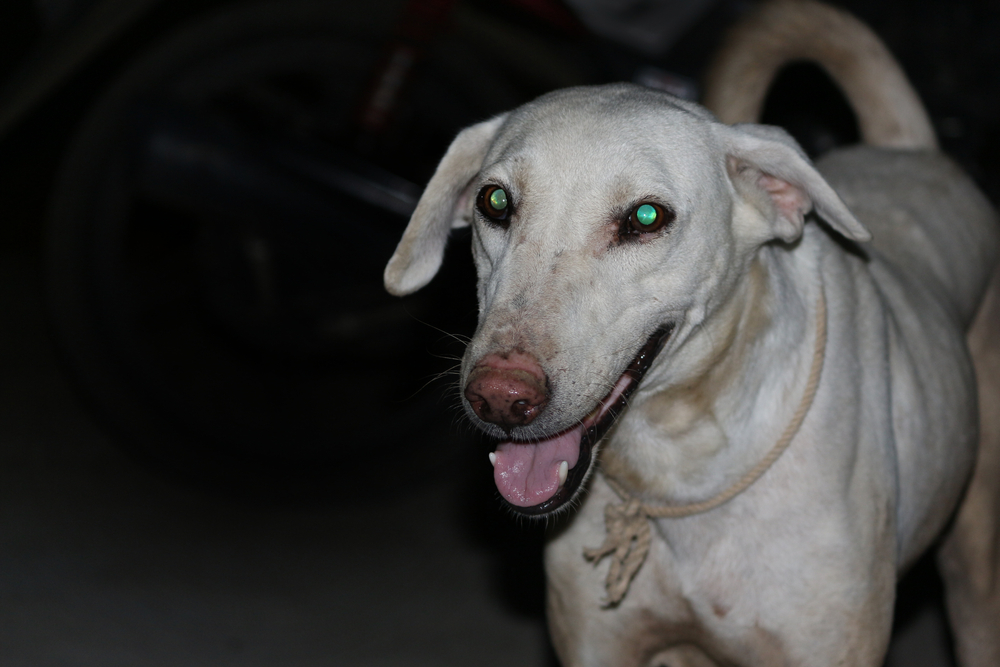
491, 369, 635, 508
493, 427, 582, 507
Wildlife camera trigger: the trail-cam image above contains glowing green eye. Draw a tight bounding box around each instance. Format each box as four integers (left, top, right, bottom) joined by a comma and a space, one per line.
625, 202, 673, 237
635, 204, 657, 226
478, 185, 511, 223
489, 188, 508, 211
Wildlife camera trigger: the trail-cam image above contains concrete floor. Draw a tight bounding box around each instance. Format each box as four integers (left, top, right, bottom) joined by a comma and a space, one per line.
0, 250, 958, 665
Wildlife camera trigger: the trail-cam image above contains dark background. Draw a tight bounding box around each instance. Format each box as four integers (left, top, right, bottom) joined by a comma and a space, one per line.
0, 0, 995, 664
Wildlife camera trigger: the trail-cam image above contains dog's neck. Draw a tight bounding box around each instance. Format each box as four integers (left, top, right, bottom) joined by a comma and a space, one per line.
599, 239, 819, 505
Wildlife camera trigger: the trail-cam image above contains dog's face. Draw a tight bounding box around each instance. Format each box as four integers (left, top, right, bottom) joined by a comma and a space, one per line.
385, 84, 867, 516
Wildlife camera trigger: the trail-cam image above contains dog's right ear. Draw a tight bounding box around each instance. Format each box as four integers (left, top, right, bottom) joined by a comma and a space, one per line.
384, 114, 508, 296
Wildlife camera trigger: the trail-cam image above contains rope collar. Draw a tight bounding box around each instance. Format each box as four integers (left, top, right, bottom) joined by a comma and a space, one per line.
583, 285, 828, 606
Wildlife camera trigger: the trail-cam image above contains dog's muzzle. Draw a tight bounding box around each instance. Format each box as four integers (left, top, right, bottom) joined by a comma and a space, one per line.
480, 325, 674, 516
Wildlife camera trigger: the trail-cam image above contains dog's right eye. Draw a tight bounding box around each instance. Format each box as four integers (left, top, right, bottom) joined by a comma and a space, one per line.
477, 185, 510, 225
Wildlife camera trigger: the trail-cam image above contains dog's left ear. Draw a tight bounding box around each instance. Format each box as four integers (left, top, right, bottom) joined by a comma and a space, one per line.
715, 123, 871, 243
384, 114, 508, 296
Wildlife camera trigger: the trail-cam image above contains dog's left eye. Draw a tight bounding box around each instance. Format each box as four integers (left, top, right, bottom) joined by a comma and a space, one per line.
477, 185, 511, 224
623, 202, 673, 237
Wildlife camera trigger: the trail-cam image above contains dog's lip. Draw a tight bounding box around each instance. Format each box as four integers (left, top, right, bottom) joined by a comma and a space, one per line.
495, 324, 674, 516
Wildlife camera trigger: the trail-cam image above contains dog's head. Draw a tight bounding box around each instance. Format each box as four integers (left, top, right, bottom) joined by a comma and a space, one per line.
385, 84, 868, 516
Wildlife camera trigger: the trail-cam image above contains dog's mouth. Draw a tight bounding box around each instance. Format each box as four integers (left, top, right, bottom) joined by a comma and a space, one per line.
490, 325, 674, 516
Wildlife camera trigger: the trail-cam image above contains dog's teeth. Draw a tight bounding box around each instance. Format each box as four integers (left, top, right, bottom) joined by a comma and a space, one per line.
558, 460, 568, 486
489, 452, 497, 467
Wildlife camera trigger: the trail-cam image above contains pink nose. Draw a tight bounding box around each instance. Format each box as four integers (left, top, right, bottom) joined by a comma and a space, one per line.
464, 351, 549, 430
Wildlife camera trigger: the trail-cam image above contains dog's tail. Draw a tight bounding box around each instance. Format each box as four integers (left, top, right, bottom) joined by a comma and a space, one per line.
702, 0, 937, 150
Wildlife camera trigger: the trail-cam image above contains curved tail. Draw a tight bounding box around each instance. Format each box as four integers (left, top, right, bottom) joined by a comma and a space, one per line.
702, 0, 937, 150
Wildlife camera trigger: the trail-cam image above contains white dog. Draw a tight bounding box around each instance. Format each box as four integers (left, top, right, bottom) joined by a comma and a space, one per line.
384, 1, 1000, 665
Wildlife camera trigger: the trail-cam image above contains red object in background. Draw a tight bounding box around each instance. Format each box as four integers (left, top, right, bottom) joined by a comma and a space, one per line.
356, 0, 457, 134
357, 0, 583, 135
506, 0, 585, 33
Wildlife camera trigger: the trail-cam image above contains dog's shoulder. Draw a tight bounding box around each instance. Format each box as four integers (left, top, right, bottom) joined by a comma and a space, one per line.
816, 145, 999, 325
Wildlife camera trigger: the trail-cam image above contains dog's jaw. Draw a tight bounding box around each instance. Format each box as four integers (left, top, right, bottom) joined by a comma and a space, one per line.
490, 325, 674, 516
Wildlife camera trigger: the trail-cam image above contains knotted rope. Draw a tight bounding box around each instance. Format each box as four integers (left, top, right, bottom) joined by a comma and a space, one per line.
584, 287, 828, 606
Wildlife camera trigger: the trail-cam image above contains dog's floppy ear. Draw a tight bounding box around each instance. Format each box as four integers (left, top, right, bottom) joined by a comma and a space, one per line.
384, 114, 508, 296
715, 123, 871, 243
